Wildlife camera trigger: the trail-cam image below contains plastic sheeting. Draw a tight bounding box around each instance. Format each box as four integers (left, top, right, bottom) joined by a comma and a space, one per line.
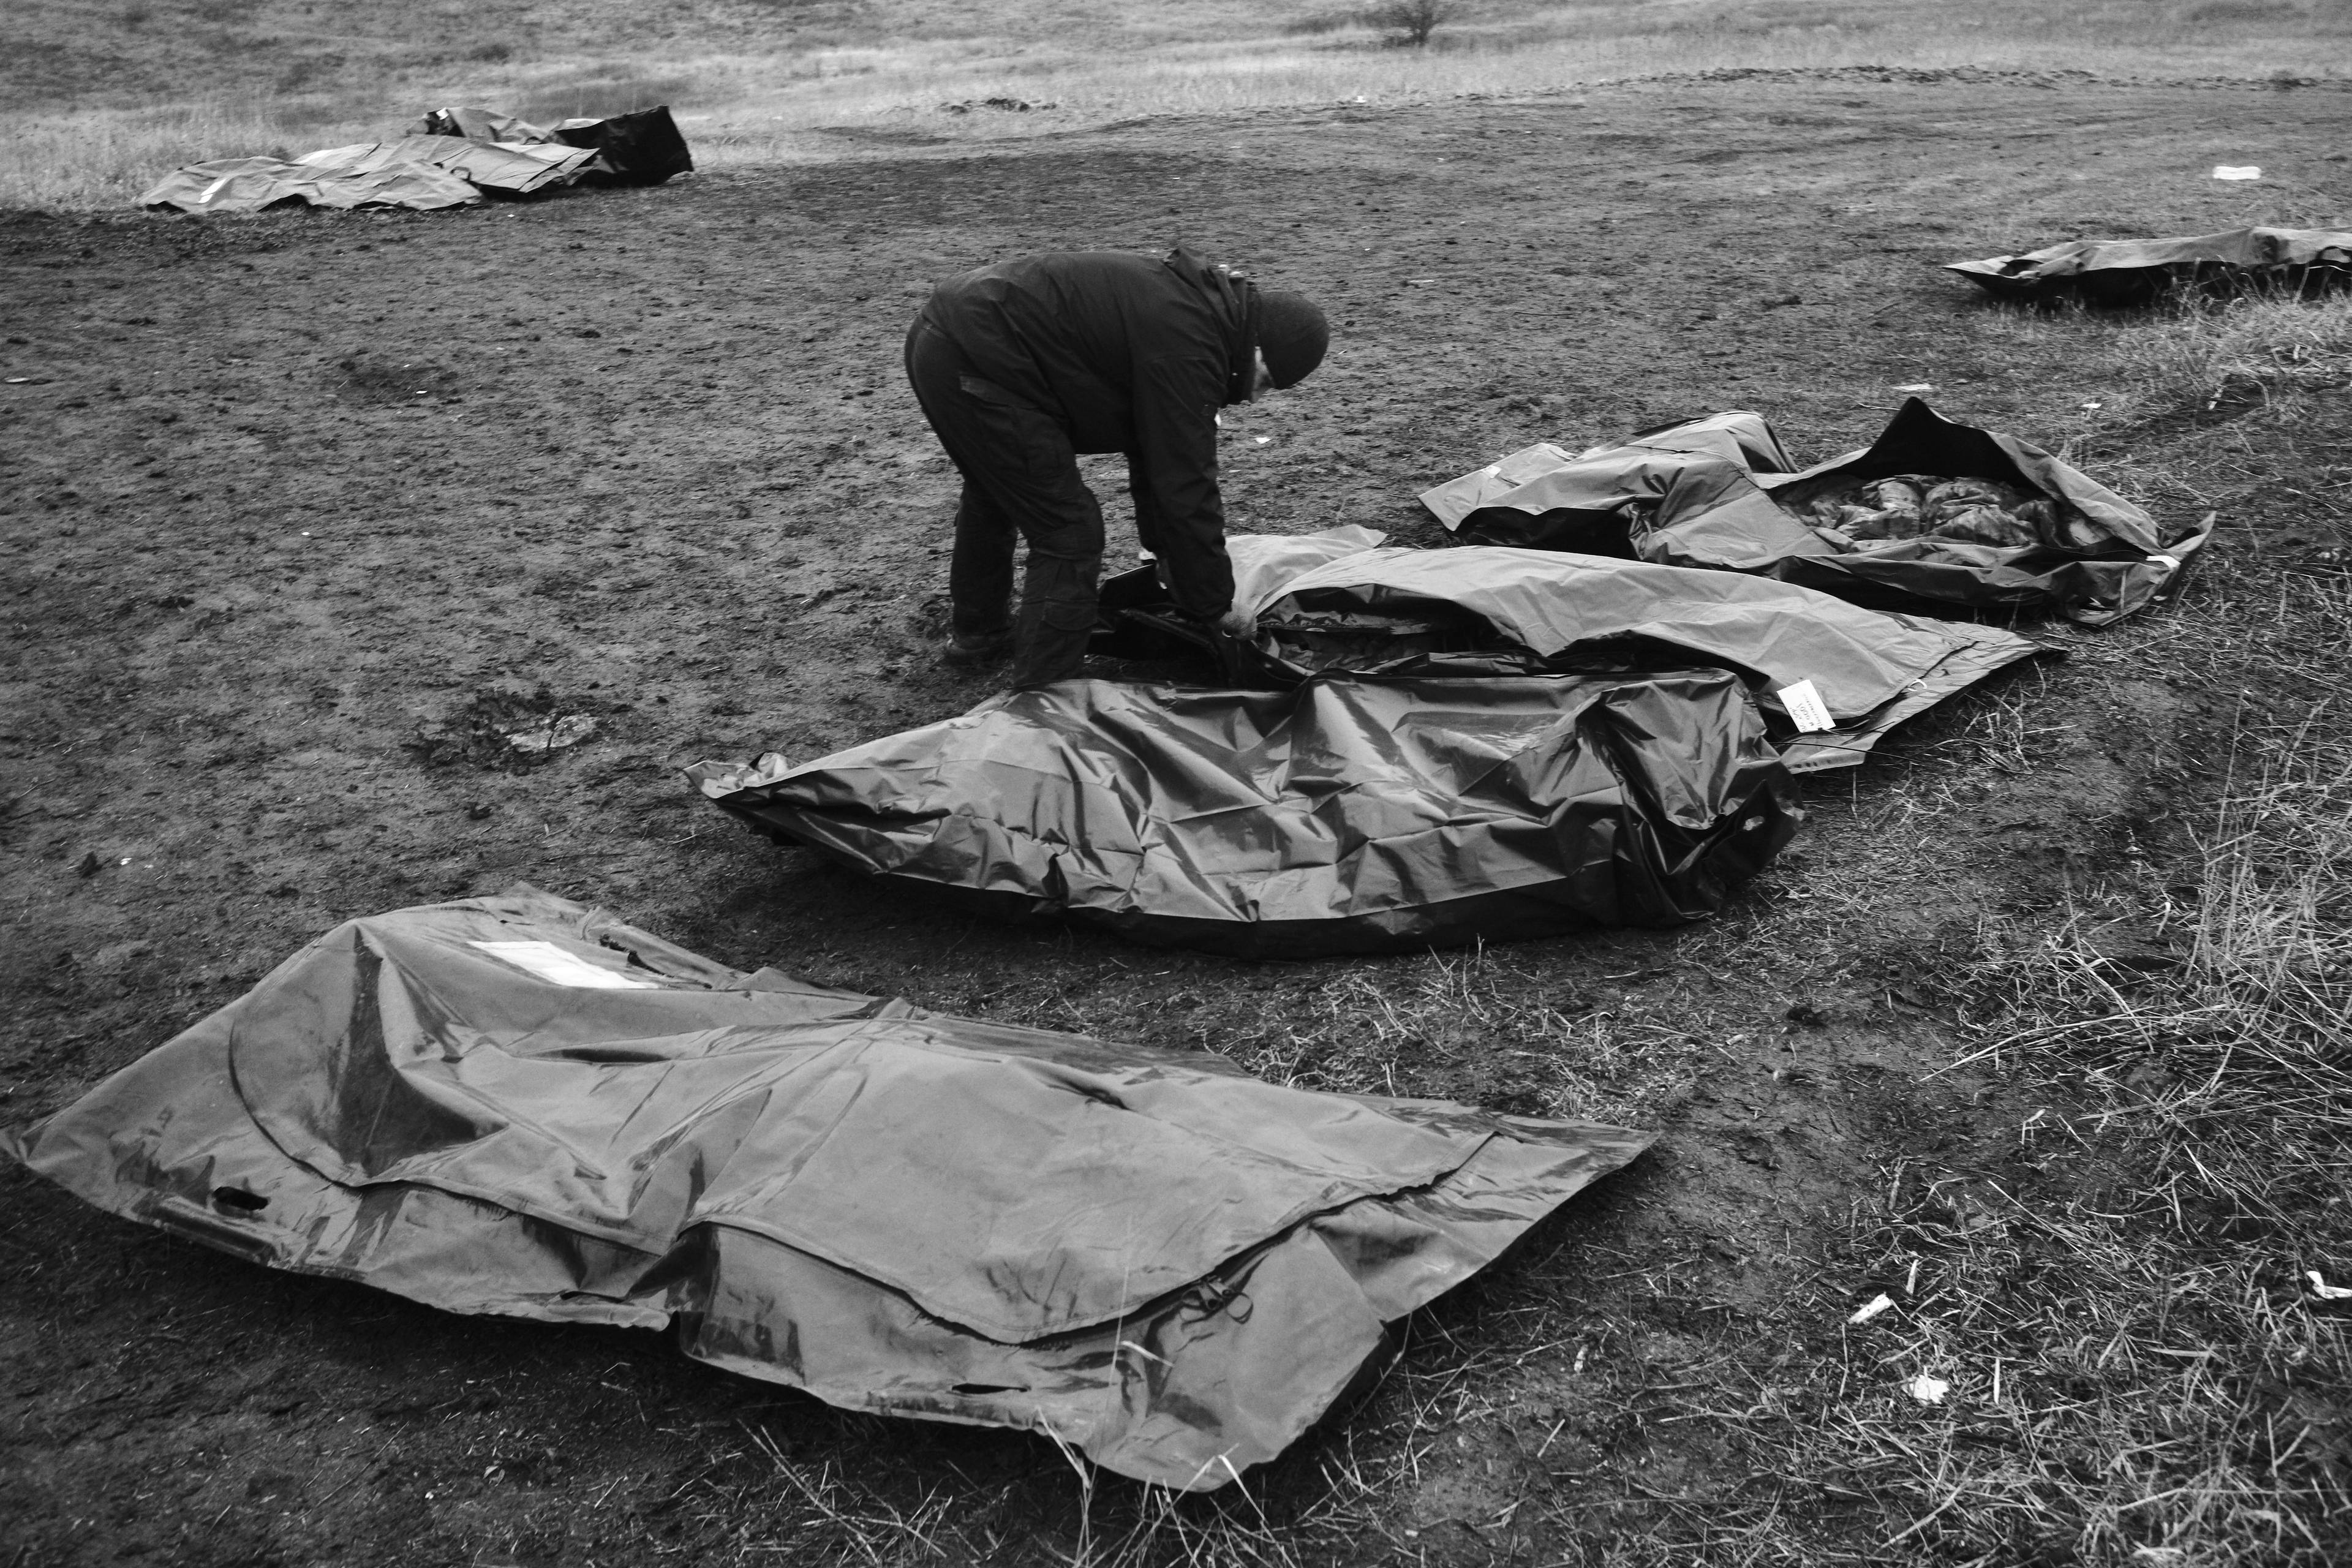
415, 106, 556, 144
548, 107, 695, 186
1420, 412, 1793, 556
1096, 528, 2046, 773
2, 888, 1653, 1489
301, 135, 603, 194
140, 134, 604, 214
137, 155, 483, 215
693, 669, 1798, 956
1423, 401, 2210, 625
1947, 225, 2352, 304
418, 105, 695, 186
137, 105, 691, 215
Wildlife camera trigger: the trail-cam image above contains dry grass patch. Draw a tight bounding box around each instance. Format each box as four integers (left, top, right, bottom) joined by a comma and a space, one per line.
9, 0, 2352, 209
1709, 301, 2352, 1565
2127, 293, 2352, 425
1610, 571, 2352, 1564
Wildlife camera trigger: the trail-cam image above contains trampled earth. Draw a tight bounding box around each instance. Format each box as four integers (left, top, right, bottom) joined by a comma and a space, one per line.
3, 72, 2348, 1564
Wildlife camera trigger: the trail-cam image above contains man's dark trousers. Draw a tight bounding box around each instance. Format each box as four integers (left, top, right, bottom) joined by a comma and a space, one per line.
904, 317, 1103, 688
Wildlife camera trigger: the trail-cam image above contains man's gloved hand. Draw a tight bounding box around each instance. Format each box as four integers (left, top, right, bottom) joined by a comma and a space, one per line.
1214, 601, 1257, 642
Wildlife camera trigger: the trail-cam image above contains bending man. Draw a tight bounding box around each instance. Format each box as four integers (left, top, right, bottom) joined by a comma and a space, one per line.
905, 248, 1329, 687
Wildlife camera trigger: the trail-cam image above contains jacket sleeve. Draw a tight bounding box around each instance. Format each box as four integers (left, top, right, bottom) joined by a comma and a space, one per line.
1127, 352, 1234, 618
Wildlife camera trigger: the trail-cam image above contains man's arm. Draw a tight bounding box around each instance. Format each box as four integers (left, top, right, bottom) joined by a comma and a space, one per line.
1127, 353, 1237, 620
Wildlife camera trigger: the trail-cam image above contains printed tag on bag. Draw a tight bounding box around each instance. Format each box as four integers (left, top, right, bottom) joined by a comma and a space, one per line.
1777, 679, 1836, 734
469, 940, 659, 989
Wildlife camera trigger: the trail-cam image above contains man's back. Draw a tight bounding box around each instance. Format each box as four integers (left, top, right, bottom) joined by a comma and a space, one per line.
921, 250, 1246, 455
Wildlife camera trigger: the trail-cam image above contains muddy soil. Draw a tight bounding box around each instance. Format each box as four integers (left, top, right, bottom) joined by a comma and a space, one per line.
3, 72, 2348, 1565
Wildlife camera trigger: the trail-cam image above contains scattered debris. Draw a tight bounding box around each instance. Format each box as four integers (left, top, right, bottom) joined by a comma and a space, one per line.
1, 887, 1654, 1489
504, 713, 598, 756
941, 97, 1056, 114
2211, 164, 2263, 181
328, 355, 461, 407
2307, 1269, 2352, 1302
404, 687, 605, 773
1850, 1292, 1897, 1324
1946, 225, 2350, 304
1904, 1373, 1951, 1403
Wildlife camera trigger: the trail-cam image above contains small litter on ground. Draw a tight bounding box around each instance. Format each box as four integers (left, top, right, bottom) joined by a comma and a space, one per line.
1904, 1373, 1952, 1404
404, 687, 606, 772
503, 712, 598, 756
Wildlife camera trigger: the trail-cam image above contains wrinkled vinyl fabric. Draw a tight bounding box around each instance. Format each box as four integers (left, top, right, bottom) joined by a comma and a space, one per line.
1420, 412, 1795, 554
548, 107, 695, 186
1098, 529, 2045, 773
141, 134, 605, 214
419, 105, 695, 186
415, 105, 558, 144
296, 135, 604, 195
1947, 226, 2352, 305
138, 156, 483, 215
694, 673, 1798, 957
1422, 402, 2208, 624
2, 888, 1653, 1489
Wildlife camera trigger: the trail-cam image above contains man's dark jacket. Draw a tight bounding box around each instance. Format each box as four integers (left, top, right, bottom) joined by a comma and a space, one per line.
918, 249, 1260, 617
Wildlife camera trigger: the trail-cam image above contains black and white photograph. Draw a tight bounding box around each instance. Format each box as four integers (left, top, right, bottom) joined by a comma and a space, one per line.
3, 2, 2348, 1562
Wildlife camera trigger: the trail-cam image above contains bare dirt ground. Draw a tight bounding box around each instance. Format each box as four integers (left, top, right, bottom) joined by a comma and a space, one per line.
3, 70, 2349, 1566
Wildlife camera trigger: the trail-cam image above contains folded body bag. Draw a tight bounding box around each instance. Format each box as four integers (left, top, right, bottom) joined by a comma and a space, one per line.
695, 673, 1798, 957
1418, 410, 1795, 555
1095, 529, 2047, 773
2, 889, 1653, 1490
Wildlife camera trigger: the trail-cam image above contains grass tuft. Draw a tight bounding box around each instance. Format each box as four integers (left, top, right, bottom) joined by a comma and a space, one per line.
2127, 293, 2352, 421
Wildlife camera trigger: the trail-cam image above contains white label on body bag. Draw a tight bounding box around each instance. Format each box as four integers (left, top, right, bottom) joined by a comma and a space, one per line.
1777, 679, 1836, 734
469, 940, 659, 989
